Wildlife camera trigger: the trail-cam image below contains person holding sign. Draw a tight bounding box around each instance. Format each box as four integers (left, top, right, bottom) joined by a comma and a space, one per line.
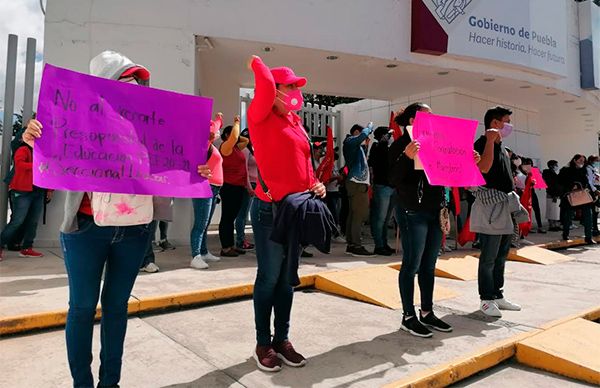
247, 55, 326, 372
190, 113, 225, 269
388, 103, 453, 338
23, 51, 212, 388
472, 106, 523, 317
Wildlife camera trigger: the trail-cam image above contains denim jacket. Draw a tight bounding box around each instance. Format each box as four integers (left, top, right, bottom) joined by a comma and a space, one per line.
343, 128, 371, 184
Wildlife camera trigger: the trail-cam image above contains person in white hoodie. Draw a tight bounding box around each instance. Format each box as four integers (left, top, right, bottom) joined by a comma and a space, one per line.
23, 51, 211, 388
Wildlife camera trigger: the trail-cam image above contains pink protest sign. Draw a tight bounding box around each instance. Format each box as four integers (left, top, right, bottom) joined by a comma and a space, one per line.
34, 64, 212, 198
412, 111, 484, 187
531, 167, 548, 189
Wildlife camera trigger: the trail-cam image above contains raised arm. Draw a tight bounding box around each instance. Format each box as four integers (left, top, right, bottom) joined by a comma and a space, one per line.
237, 136, 249, 150
247, 55, 276, 124
477, 130, 500, 174
220, 116, 241, 157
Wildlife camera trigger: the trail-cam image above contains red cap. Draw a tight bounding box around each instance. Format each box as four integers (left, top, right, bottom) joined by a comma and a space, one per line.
120, 65, 150, 81
270, 67, 306, 87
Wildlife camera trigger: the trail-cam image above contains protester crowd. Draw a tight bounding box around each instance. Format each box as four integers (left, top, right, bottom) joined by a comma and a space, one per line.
1, 50, 598, 386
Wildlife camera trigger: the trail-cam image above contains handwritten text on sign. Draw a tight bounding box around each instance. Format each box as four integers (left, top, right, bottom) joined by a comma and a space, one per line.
33, 64, 213, 198
412, 111, 485, 187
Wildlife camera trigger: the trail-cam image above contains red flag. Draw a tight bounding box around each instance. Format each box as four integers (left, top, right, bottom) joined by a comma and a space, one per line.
452, 187, 461, 216
457, 216, 476, 246
519, 174, 533, 237
315, 126, 334, 183
390, 111, 402, 140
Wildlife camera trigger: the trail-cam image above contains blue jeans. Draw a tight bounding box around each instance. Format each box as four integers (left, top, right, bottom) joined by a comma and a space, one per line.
370, 185, 395, 249
0, 189, 45, 249
61, 215, 150, 388
191, 185, 221, 257
251, 199, 293, 346
396, 207, 443, 316
141, 220, 158, 267
235, 183, 256, 247
478, 233, 511, 300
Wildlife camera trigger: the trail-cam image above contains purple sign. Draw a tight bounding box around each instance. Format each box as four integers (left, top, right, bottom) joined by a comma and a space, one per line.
33, 64, 213, 198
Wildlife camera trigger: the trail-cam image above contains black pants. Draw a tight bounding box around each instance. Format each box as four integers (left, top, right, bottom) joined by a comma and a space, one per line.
531, 190, 543, 229
561, 202, 593, 241
478, 233, 511, 300
219, 183, 245, 248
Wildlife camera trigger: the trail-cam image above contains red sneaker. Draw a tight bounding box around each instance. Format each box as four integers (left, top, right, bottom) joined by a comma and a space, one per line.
19, 248, 44, 258
272, 340, 307, 367
241, 240, 255, 250
253, 345, 282, 372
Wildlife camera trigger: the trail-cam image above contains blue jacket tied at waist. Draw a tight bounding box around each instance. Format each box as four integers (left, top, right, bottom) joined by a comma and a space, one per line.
271, 192, 337, 286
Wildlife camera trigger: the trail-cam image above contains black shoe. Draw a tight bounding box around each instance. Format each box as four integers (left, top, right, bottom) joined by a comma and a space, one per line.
562, 235, 569, 241
301, 249, 314, 258
401, 315, 433, 338
384, 245, 396, 254
419, 310, 453, 332
350, 246, 376, 258
345, 245, 355, 255
472, 241, 480, 249
7, 244, 21, 252
220, 249, 239, 257
374, 247, 393, 256
585, 239, 597, 245
234, 247, 246, 255
549, 227, 562, 232
537, 228, 547, 234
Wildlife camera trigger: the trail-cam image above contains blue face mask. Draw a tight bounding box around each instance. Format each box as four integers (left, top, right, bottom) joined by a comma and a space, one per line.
594, 162, 600, 170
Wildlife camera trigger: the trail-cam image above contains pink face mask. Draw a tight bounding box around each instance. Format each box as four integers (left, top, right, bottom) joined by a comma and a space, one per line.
277, 89, 303, 111
499, 123, 513, 138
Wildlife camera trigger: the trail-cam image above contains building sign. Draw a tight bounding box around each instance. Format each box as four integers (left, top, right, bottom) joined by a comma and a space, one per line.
411, 0, 568, 77
579, 0, 600, 90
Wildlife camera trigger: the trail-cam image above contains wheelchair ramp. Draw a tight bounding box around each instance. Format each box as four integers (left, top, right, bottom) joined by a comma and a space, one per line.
516, 318, 600, 385
507, 246, 573, 265
315, 266, 458, 309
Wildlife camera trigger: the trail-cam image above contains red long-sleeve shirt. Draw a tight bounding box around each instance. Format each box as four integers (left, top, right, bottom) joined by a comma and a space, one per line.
248, 57, 317, 202
9, 146, 34, 191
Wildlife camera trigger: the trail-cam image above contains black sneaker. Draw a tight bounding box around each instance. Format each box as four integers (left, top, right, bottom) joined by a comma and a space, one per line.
401, 315, 433, 338
345, 245, 355, 255
374, 247, 392, 256
301, 249, 314, 258
384, 245, 396, 255
419, 310, 453, 332
351, 246, 376, 258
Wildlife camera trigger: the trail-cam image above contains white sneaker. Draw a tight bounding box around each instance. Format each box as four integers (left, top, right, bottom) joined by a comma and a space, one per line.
202, 252, 221, 262
480, 300, 502, 317
141, 262, 160, 273
495, 298, 521, 311
190, 255, 209, 269
332, 236, 346, 244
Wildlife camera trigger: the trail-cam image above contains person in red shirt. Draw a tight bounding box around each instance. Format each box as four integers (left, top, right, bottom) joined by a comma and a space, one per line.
0, 140, 50, 259
218, 115, 249, 257
247, 55, 326, 372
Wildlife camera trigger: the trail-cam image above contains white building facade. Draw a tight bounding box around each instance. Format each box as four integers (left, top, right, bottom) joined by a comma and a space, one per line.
36, 0, 600, 246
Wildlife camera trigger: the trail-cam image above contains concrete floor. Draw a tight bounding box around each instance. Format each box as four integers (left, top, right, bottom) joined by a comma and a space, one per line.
0, 233, 598, 387
452, 360, 597, 388
0, 227, 586, 319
